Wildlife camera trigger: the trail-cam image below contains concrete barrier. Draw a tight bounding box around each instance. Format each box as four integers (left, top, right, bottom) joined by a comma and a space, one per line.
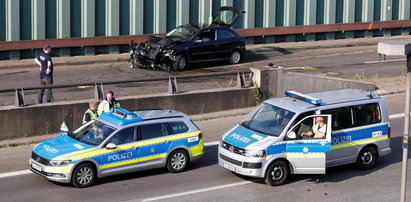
0, 88, 256, 140
252, 67, 376, 99
0, 67, 376, 141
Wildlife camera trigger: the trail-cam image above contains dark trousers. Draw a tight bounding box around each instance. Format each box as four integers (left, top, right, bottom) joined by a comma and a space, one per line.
38, 74, 53, 103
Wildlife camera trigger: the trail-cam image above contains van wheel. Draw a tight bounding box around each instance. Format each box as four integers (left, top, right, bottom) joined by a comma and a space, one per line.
265, 160, 289, 186
167, 150, 188, 173
356, 146, 377, 170
229, 50, 241, 64
72, 163, 95, 188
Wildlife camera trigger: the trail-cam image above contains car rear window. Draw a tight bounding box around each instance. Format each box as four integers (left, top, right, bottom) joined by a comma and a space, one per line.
166, 122, 189, 134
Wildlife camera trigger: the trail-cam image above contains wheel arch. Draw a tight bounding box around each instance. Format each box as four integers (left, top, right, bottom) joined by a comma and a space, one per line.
264, 157, 293, 178
72, 159, 100, 177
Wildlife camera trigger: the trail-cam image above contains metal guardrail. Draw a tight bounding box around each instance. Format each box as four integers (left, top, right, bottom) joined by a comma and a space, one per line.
1, 20, 411, 51
1, 70, 252, 106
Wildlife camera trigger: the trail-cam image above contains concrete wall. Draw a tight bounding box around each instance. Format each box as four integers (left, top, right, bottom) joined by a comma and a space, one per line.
0, 88, 256, 140
252, 67, 376, 99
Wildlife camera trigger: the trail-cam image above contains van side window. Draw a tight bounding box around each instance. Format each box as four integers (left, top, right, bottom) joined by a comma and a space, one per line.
166, 122, 189, 134
322, 107, 354, 130
139, 123, 164, 140
354, 103, 381, 126
288, 111, 315, 139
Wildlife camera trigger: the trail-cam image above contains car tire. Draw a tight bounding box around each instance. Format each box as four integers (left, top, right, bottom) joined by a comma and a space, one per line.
167, 149, 189, 173
72, 163, 96, 188
265, 160, 289, 186
356, 146, 377, 170
173, 55, 188, 71
229, 50, 241, 64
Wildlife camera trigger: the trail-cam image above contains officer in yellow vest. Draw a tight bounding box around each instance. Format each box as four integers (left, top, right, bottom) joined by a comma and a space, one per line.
97, 90, 120, 116
83, 99, 99, 124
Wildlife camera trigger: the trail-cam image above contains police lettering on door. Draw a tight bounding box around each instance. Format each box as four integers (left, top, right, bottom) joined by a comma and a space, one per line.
108, 151, 133, 162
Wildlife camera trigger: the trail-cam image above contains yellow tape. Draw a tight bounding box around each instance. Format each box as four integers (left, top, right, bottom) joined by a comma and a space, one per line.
331, 136, 388, 150
99, 153, 167, 169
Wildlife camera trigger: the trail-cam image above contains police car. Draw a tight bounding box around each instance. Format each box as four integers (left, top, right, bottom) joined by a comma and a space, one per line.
218, 89, 391, 186
30, 108, 204, 188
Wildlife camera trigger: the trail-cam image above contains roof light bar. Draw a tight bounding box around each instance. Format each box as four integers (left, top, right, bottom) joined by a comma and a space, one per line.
112, 107, 141, 119
285, 91, 323, 105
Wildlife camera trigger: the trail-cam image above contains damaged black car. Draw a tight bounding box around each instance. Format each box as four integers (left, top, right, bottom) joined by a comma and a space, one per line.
129, 6, 246, 71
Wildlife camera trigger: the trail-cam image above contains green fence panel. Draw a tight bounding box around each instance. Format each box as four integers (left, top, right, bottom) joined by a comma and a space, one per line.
374, 0, 381, 21
70, 0, 81, 38
120, 0, 130, 35
355, 0, 363, 22
95, 0, 106, 36
167, 0, 176, 31
143, 0, 153, 34
20, 0, 31, 40
233, 0, 244, 28
0, 0, 5, 41
336, 0, 343, 23
296, 0, 304, 25
45, 0, 57, 39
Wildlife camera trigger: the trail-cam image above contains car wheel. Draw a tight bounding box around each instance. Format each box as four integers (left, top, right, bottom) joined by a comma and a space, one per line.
265, 160, 289, 186
356, 146, 377, 170
229, 50, 241, 64
167, 150, 188, 173
173, 55, 188, 71
72, 163, 96, 188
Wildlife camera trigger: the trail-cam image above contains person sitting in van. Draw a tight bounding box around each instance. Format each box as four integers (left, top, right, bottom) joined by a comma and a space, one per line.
301, 116, 327, 139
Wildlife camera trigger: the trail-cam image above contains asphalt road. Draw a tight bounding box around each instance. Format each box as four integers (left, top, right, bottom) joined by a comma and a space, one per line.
0, 44, 407, 106
0, 93, 410, 202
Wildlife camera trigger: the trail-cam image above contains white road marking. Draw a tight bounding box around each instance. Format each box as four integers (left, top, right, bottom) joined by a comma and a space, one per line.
204, 141, 219, 146
390, 113, 405, 119
0, 170, 31, 179
364, 58, 406, 64
139, 181, 253, 202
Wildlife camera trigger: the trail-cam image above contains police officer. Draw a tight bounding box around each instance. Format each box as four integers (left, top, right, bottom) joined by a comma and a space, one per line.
83, 99, 99, 124
97, 90, 120, 115
34, 44, 54, 103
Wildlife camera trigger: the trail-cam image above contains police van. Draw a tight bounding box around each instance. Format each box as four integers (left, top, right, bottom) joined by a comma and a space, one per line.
30, 108, 204, 188
218, 89, 391, 186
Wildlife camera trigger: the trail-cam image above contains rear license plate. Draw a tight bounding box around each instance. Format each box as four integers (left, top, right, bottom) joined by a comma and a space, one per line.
32, 162, 42, 172
223, 163, 235, 172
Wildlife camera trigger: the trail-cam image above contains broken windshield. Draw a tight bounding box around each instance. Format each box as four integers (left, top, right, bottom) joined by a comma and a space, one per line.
166, 26, 197, 41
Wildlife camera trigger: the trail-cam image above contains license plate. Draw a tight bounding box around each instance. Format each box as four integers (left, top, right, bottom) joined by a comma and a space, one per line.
223, 163, 235, 172
32, 162, 42, 172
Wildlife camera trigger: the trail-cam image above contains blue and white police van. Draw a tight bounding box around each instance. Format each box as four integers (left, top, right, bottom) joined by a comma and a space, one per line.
218, 89, 391, 185
30, 108, 204, 188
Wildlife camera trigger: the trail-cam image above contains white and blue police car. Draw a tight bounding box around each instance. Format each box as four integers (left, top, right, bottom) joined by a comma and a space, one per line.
30, 108, 204, 188
219, 89, 391, 186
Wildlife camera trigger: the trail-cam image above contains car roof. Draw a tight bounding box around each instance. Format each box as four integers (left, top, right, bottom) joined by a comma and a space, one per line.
98, 108, 188, 127
265, 89, 381, 112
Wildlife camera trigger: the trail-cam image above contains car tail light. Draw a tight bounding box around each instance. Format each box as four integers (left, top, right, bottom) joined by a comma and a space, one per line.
198, 132, 203, 139
388, 127, 391, 138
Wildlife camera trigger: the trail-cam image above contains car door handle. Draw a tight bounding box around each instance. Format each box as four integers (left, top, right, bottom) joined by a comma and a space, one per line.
132, 146, 139, 150
164, 140, 170, 143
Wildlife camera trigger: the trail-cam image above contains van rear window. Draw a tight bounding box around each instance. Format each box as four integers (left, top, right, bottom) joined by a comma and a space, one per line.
322, 103, 381, 130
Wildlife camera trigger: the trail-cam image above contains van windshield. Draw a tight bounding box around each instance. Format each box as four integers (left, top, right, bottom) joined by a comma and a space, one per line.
241, 103, 295, 137
69, 121, 116, 146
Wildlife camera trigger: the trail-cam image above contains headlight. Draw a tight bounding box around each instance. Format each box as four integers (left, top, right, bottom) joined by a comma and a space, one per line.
129, 50, 134, 55
50, 160, 72, 166
244, 150, 265, 157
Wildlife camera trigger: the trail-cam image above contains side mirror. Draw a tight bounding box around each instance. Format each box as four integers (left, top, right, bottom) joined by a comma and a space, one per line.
106, 143, 117, 149
60, 121, 69, 133
287, 131, 296, 139
194, 39, 202, 44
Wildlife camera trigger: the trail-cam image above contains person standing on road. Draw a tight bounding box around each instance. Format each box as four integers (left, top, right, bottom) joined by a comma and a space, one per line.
83, 99, 99, 124
34, 45, 54, 103
97, 90, 120, 115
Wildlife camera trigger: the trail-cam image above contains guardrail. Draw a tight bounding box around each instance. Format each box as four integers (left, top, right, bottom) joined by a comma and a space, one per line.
1, 20, 411, 51
1, 70, 252, 107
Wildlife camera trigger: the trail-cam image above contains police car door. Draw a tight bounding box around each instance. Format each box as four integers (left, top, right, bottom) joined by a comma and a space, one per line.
137, 123, 172, 167
285, 115, 332, 174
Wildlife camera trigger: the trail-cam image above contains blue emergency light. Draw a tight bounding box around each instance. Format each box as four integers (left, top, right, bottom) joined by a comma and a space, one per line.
285, 91, 323, 105
100, 107, 143, 126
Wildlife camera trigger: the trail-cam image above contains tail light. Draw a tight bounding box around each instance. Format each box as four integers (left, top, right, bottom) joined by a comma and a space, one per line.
198, 132, 203, 139
388, 127, 391, 138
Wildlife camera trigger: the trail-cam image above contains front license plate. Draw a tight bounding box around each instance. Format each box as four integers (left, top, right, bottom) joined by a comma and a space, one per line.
32, 163, 42, 172
223, 163, 235, 172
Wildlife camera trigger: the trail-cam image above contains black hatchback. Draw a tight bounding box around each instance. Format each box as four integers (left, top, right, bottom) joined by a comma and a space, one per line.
129, 7, 246, 71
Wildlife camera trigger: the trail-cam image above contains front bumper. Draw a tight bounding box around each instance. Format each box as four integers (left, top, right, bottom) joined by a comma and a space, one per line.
29, 158, 73, 183
218, 145, 266, 178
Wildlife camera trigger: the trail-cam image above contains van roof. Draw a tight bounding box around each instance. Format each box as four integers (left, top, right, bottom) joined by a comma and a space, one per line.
265, 89, 380, 112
